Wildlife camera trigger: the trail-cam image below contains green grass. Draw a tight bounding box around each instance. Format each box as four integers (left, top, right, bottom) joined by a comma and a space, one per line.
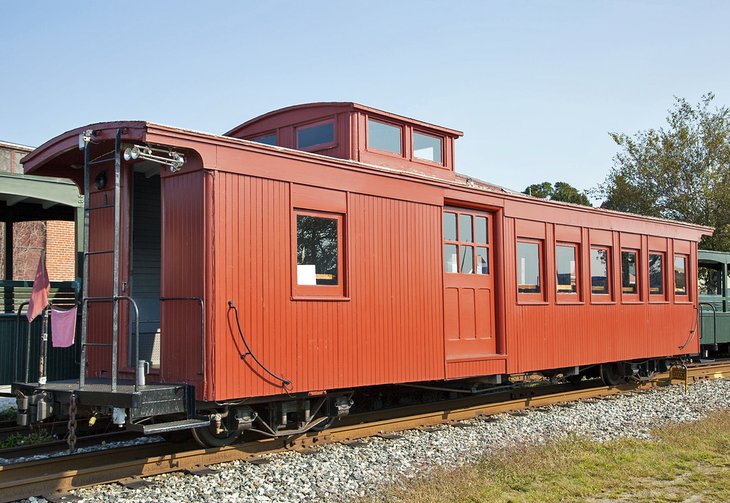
0, 431, 54, 449
0, 407, 16, 421
378, 410, 730, 502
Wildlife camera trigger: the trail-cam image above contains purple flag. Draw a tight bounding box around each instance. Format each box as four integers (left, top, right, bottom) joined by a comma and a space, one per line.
51, 306, 77, 348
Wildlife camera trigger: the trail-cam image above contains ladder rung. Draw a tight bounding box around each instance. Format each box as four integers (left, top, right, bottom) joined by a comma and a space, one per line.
85, 204, 115, 211
85, 250, 114, 256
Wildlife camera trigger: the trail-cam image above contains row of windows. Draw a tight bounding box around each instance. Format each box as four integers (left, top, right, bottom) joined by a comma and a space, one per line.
251, 117, 444, 164
368, 118, 443, 164
516, 240, 689, 302
290, 208, 692, 306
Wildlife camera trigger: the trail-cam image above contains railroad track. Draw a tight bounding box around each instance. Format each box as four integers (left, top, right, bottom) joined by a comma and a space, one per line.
0, 430, 142, 461
2, 361, 729, 503
0, 416, 114, 444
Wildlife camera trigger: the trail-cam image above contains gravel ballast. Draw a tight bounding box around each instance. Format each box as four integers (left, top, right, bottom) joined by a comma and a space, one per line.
27, 379, 730, 502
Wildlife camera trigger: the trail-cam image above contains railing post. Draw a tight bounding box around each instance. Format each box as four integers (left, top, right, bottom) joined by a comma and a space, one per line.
111, 129, 122, 392
14, 301, 29, 383
38, 307, 49, 385
79, 134, 91, 388
3, 222, 13, 314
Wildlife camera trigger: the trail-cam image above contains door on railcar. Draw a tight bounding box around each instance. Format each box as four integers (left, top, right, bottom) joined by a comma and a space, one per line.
442, 208, 497, 359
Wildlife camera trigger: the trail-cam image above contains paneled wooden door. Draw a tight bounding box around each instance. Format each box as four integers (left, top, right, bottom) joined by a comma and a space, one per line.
443, 208, 496, 359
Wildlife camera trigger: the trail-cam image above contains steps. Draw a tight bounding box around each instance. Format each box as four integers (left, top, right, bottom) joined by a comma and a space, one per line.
127, 418, 210, 434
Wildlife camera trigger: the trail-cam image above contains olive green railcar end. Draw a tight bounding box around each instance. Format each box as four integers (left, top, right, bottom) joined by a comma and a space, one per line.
698, 250, 730, 352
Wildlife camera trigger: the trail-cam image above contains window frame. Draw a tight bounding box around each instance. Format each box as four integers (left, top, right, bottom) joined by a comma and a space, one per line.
673, 253, 690, 302
442, 209, 491, 276
516, 238, 544, 302
620, 248, 641, 303
366, 117, 404, 157
648, 251, 667, 302
291, 209, 345, 299
555, 242, 580, 302
412, 129, 444, 166
295, 119, 336, 151
590, 246, 612, 302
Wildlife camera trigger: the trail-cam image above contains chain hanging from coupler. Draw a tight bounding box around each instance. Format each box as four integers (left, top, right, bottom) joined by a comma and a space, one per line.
67, 394, 78, 453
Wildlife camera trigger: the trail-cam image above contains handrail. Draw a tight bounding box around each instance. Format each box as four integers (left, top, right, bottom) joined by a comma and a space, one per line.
3, 280, 79, 314
82, 296, 141, 391
14, 301, 29, 383
699, 302, 718, 350
160, 297, 205, 378
0, 280, 79, 289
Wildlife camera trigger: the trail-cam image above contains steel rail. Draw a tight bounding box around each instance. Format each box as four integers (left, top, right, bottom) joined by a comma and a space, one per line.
1, 362, 729, 502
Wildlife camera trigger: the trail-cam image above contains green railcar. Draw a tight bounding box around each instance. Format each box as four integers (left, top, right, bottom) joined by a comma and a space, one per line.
698, 250, 730, 353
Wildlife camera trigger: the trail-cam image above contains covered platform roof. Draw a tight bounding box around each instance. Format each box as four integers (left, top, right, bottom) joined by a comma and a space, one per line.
0, 172, 82, 223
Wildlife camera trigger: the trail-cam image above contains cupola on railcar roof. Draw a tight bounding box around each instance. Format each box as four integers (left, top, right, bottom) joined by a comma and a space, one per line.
225, 102, 463, 180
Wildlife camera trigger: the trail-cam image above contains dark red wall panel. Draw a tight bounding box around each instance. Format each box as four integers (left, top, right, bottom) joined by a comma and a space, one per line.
160, 171, 205, 387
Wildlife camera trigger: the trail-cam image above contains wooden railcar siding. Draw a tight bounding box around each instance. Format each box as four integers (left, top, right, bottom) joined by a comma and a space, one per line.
210, 172, 444, 400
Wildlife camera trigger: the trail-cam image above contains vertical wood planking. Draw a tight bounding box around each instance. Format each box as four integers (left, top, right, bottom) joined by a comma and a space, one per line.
160, 172, 204, 385
211, 173, 444, 400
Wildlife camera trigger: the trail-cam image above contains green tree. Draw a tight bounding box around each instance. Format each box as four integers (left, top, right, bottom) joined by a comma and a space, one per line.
523, 181, 591, 206
595, 93, 730, 251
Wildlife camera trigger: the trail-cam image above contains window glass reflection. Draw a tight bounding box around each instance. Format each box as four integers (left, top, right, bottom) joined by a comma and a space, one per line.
517, 242, 541, 293
556, 245, 577, 293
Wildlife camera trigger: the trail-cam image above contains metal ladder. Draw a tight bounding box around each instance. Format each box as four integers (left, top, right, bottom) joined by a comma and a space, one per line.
79, 129, 140, 392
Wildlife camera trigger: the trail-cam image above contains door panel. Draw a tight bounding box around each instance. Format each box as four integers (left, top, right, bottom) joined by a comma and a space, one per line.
443, 209, 496, 359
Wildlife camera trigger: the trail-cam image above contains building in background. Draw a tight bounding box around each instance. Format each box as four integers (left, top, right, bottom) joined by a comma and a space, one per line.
0, 140, 77, 283
0, 140, 82, 384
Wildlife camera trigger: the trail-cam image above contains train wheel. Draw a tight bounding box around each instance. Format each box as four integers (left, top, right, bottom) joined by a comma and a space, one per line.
191, 423, 242, 448
600, 362, 626, 386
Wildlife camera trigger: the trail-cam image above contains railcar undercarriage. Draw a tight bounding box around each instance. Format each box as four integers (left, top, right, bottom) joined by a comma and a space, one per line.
11, 357, 684, 448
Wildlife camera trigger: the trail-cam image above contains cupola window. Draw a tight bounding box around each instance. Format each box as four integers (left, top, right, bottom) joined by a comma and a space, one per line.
296, 120, 335, 150
252, 133, 277, 146
367, 119, 402, 155
413, 131, 443, 164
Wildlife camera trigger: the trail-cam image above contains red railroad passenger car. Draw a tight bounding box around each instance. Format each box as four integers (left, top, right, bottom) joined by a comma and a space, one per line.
13, 103, 712, 446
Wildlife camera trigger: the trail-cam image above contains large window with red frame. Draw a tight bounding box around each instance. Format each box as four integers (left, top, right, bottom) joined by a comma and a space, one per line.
293, 210, 344, 297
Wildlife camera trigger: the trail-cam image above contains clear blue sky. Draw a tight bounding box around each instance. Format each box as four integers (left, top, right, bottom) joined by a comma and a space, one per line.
2, 1, 728, 198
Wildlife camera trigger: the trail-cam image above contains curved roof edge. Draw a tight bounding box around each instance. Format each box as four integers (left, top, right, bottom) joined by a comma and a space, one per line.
21, 121, 148, 174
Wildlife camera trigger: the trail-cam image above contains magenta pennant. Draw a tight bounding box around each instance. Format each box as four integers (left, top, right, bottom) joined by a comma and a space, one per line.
26, 252, 50, 322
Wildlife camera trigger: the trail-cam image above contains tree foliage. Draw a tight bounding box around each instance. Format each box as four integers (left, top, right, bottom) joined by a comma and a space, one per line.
523, 181, 591, 206
595, 93, 730, 250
